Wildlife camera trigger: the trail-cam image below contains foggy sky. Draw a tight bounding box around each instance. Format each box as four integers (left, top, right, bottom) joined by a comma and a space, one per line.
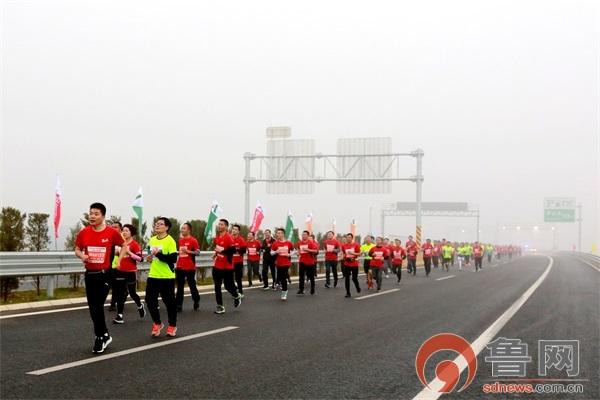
1, 0, 599, 251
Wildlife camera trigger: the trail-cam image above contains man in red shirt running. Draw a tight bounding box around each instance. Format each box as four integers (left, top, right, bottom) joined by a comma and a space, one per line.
245, 232, 262, 287
390, 239, 406, 284
473, 241, 484, 271
296, 230, 319, 295
406, 236, 418, 276
270, 228, 294, 301
341, 233, 361, 298
368, 237, 390, 292
175, 222, 200, 312
422, 239, 434, 277
212, 219, 242, 314
323, 231, 341, 288
75, 202, 127, 354
231, 224, 247, 297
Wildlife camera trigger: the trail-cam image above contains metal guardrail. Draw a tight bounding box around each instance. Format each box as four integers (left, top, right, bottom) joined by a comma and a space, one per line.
0, 251, 330, 298
0, 251, 330, 278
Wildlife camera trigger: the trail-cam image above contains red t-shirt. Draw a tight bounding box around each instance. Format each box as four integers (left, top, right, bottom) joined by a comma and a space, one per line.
296, 239, 318, 266
75, 225, 124, 271
177, 236, 199, 270
271, 240, 294, 267
323, 239, 340, 261
341, 243, 360, 267
118, 240, 141, 272
232, 236, 246, 265
369, 246, 389, 268
422, 243, 434, 258
246, 240, 261, 262
432, 245, 441, 257
406, 242, 418, 260
390, 245, 406, 266
473, 245, 484, 258
214, 232, 234, 270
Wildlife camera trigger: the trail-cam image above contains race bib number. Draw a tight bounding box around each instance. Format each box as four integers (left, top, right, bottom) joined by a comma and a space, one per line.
394, 251, 402, 259
215, 245, 224, 253
278, 247, 289, 256
87, 246, 107, 264
248, 248, 257, 256
345, 249, 354, 258
425, 249, 432, 256
374, 251, 384, 260
300, 245, 308, 253
326, 244, 335, 252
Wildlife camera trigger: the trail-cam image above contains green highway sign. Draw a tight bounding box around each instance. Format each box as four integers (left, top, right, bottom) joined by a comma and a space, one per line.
544, 197, 576, 223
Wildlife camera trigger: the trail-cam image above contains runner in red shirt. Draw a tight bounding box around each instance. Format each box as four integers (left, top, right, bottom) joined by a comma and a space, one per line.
309, 234, 318, 280
270, 228, 294, 300
432, 240, 441, 269
341, 233, 361, 298
212, 219, 242, 314
245, 231, 262, 287
231, 224, 247, 297
390, 239, 407, 284
473, 241, 484, 271
75, 202, 127, 354
296, 230, 319, 295
175, 222, 200, 312
368, 237, 390, 292
323, 231, 341, 288
422, 239, 434, 277
406, 236, 418, 275
112, 224, 145, 324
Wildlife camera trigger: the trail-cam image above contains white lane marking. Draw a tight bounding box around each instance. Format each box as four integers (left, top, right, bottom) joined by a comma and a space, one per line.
435, 275, 455, 281
354, 288, 400, 300
27, 326, 239, 375
412, 256, 553, 400
1, 268, 420, 319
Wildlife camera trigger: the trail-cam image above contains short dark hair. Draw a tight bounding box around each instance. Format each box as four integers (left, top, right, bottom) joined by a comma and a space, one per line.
264, 229, 271, 234
302, 230, 310, 236
346, 233, 354, 238
232, 224, 241, 231
111, 221, 123, 229
157, 217, 172, 231
89, 202, 106, 216
248, 231, 255, 237
183, 222, 192, 233
219, 218, 229, 226
276, 228, 285, 234
326, 230, 334, 236
123, 224, 137, 236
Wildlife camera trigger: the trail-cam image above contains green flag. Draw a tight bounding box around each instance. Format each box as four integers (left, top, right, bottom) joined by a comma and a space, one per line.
204, 202, 219, 246
132, 187, 143, 223
284, 210, 298, 242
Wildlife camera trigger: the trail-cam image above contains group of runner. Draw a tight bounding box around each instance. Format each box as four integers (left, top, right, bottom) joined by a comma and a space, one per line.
74, 202, 520, 354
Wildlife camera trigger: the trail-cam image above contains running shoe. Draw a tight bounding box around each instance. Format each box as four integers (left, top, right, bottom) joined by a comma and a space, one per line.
112, 314, 124, 324
281, 290, 288, 301
166, 325, 177, 337
214, 305, 225, 314
138, 304, 146, 318
151, 322, 164, 337
234, 294, 242, 308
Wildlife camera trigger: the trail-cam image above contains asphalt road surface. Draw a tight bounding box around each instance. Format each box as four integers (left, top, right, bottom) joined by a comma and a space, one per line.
1, 253, 598, 400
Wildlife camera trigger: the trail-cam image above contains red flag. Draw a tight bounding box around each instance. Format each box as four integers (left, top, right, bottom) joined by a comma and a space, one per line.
249, 204, 264, 233
53, 177, 62, 239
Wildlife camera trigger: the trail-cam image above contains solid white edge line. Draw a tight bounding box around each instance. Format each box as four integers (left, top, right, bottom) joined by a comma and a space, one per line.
354, 288, 400, 300
412, 255, 554, 400
26, 326, 239, 376
435, 275, 456, 281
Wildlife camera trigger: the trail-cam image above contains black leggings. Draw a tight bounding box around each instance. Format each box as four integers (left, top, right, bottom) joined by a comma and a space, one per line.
115, 270, 142, 315
394, 264, 402, 282
299, 263, 315, 292
176, 269, 200, 306
212, 268, 238, 306
325, 260, 338, 285
343, 266, 360, 294
262, 258, 276, 287
424, 258, 432, 276
85, 270, 110, 337
145, 277, 177, 326
277, 267, 289, 291
233, 263, 244, 294
247, 261, 260, 285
